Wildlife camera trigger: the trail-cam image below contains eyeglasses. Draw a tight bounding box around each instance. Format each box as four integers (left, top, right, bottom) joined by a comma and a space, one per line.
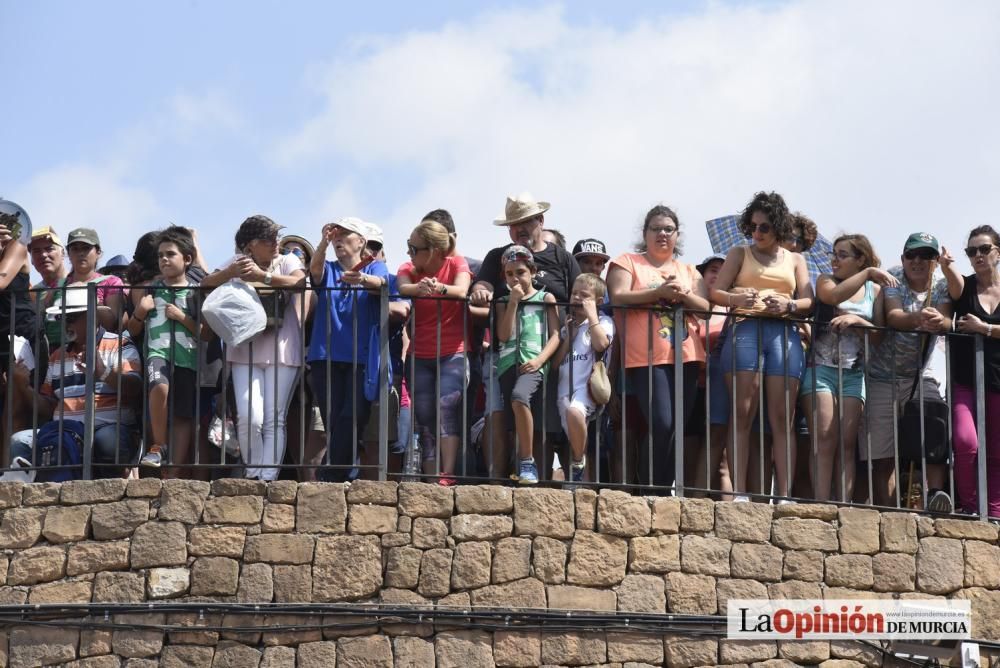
647, 225, 677, 235
829, 251, 860, 261
749, 222, 772, 235
407, 243, 430, 256
965, 244, 996, 258
904, 249, 938, 261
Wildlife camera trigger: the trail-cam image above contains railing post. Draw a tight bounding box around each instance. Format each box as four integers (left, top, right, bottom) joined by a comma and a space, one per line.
82, 283, 97, 480
378, 281, 390, 482
975, 334, 988, 521
673, 306, 685, 497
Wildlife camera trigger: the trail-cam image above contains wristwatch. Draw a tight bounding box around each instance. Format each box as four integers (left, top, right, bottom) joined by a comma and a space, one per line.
264, 271, 273, 286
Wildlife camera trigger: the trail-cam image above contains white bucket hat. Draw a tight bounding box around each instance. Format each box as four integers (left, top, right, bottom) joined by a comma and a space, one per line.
493, 192, 551, 227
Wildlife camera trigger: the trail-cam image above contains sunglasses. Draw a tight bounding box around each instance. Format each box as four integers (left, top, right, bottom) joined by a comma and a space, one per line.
503, 251, 533, 263
904, 249, 938, 261
965, 244, 996, 258
407, 243, 429, 256
749, 222, 772, 235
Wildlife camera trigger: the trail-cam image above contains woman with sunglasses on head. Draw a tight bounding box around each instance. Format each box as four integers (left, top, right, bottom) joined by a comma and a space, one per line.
940, 226, 1000, 517
397, 221, 472, 485
803, 234, 894, 502
710, 192, 814, 503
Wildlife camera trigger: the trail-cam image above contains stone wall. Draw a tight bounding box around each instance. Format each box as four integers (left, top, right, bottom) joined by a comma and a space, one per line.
0, 478, 998, 667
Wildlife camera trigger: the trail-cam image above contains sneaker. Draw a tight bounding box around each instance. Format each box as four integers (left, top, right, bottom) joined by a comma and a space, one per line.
927, 489, 953, 513
438, 475, 457, 487
733, 495, 750, 503
518, 459, 539, 485
564, 458, 586, 491
777, 499, 796, 506
140, 445, 165, 468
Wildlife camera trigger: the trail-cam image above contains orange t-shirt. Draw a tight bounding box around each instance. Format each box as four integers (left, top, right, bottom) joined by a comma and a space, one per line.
610, 253, 706, 369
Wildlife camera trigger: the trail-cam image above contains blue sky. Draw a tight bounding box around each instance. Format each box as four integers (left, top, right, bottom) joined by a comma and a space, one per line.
3, 1, 999, 275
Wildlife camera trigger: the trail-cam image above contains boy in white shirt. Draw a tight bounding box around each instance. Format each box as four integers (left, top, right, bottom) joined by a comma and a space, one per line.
554, 273, 614, 486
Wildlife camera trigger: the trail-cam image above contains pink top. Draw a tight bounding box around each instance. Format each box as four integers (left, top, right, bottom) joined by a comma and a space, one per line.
397, 254, 472, 359
216, 253, 306, 367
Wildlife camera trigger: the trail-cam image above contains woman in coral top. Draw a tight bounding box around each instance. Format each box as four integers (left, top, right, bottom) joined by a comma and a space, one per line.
607, 205, 710, 489
710, 192, 814, 503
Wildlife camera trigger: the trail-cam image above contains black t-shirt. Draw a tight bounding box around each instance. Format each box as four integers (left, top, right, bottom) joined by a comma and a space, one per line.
477, 242, 580, 304
949, 275, 1000, 393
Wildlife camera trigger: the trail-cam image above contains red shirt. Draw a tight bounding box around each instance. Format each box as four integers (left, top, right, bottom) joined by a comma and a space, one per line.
397, 255, 472, 359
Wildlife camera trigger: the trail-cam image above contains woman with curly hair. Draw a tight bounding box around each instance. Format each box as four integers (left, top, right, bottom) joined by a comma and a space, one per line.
710, 192, 814, 502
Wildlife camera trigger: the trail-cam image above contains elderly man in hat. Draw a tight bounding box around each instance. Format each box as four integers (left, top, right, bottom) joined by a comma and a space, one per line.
469, 193, 580, 480
8, 283, 142, 476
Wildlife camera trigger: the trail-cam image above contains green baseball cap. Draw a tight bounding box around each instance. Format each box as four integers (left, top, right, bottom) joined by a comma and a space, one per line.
67, 227, 101, 247
903, 232, 939, 254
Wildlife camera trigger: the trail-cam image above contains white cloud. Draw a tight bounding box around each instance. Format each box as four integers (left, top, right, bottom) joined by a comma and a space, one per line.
275, 0, 1000, 264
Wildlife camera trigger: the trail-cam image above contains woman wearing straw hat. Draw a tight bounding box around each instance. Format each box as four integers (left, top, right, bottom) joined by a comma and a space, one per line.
470, 193, 580, 480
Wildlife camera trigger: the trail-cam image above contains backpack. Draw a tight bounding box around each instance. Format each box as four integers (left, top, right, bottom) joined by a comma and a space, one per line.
33, 420, 84, 482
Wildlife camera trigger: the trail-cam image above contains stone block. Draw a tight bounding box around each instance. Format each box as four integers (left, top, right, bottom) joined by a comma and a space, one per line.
237, 562, 274, 602
450, 513, 513, 541
348, 504, 398, 535
663, 635, 718, 668
650, 496, 681, 533
681, 535, 732, 576
772, 518, 838, 551
953, 587, 1000, 643
0, 481, 23, 508
262, 503, 295, 532
494, 630, 540, 667
211, 640, 261, 667
778, 640, 830, 664
189, 525, 247, 557
203, 495, 264, 524
541, 631, 606, 665
42, 504, 91, 543
566, 530, 627, 586
338, 634, 392, 666
148, 567, 190, 599
514, 487, 575, 538
717, 577, 768, 612
267, 479, 298, 504
719, 638, 777, 663
716, 502, 773, 542
112, 613, 165, 658
126, 477, 162, 497
393, 637, 434, 667
838, 508, 880, 554
782, 549, 824, 582
773, 502, 838, 520
260, 646, 294, 668
398, 482, 454, 518
880, 512, 918, 553
547, 584, 617, 611
532, 535, 567, 584
455, 484, 513, 514
608, 631, 664, 664
346, 479, 398, 505
385, 546, 423, 589
9, 626, 78, 667
666, 572, 717, 614
22, 482, 60, 506
162, 644, 216, 668
616, 573, 666, 612
382, 532, 409, 548
470, 577, 546, 609
916, 537, 964, 594
452, 541, 492, 590
767, 579, 822, 600
313, 535, 382, 601
93, 572, 145, 603
825, 554, 874, 589
731, 542, 783, 582
965, 540, 1000, 588
0, 507, 45, 549
628, 534, 680, 573
412, 517, 448, 548
244, 533, 315, 564
68, 540, 130, 576
28, 579, 92, 604
191, 556, 240, 596
871, 553, 915, 592
131, 521, 187, 568
936, 518, 999, 541
436, 630, 494, 668
574, 487, 597, 530
7, 545, 66, 585
296, 483, 347, 533
418, 547, 454, 597
158, 479, 210, 523
211, 478, 266, 496
680, 497, 714, 532
91, 499, 149, 540
273, 564, 312, 602
80, 628, 112, 657
61, 478, 127, 504
492, 536, 531, 583
597, 489, 652, 537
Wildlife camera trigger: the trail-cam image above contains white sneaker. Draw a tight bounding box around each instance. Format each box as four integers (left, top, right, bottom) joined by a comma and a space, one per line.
734, 495, 750, 503
777, 499, 796, 505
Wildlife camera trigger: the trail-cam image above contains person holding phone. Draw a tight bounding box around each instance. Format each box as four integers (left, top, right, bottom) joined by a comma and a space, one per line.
308, 217, 390, 482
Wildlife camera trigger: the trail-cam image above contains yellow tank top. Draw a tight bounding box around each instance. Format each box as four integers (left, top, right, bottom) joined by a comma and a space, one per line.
733, 246, 796, 316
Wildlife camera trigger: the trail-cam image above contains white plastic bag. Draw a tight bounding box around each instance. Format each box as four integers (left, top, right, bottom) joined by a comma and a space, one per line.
201, 280, 267, 347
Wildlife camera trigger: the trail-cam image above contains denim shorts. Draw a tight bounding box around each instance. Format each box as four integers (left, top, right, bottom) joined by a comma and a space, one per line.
720, 318, 804, 378
800, 365, 866, 402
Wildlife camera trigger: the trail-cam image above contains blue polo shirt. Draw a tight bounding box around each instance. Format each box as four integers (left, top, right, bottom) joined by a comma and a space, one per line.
307, 260, 390, 364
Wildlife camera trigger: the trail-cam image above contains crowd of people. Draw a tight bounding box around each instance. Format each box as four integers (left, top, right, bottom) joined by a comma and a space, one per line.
1, 191, 998, 517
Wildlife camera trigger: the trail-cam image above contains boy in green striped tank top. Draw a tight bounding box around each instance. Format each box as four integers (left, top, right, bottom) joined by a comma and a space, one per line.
132, 230, 206, 473
495, 245, 560, 484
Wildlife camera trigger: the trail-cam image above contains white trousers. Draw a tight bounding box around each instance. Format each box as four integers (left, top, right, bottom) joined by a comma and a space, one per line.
231, 364, 299, 481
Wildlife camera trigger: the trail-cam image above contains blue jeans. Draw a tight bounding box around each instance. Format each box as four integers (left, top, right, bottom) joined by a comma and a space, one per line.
10, 421, 138, 476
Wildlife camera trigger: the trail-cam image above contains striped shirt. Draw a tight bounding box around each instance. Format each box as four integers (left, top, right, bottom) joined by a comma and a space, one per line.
41, 330, 141, 426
